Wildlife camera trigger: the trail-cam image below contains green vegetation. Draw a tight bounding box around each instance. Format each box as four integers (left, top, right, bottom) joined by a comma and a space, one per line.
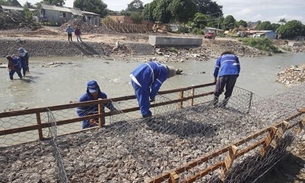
239, 38, 282, 53
168, 47, 178, 53
1, 0, 305, 40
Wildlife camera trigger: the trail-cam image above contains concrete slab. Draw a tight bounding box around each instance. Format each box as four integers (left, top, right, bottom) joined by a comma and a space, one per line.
149, 35, 202, 47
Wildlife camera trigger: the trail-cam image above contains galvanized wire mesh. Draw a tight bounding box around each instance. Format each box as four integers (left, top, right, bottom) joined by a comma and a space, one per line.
46, 108, 69, 183
0, 84, 304, 183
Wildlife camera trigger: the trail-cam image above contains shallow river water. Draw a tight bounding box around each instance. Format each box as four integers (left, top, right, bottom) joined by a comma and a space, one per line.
0, 52, 304, 112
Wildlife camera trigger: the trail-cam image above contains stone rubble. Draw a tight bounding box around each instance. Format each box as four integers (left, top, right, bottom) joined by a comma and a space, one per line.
276, 64, 305, 86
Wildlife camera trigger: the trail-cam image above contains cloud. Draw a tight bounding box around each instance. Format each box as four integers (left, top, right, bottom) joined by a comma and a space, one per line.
217, 0, 305, 23
237, 8, 253, 16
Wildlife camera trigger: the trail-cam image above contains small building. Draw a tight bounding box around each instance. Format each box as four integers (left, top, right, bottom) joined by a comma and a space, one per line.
0, 5, 36, 13
40, 4, 73, 24
82, 11, 100, 26
39, 4, 100, 26
248, 30, 277, 39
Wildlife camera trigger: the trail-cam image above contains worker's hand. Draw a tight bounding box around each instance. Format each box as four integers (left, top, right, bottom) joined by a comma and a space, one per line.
89, 119, 97, 125
214, 78, 217, 84
150, 99, 155, 102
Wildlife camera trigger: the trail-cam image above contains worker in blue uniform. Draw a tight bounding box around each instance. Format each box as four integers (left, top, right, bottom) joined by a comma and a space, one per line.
18, 47, 30, 76
130, 61, 177, 118
213, 51, 241, 107
77, 80, 117, 129
6, 55, 22, 80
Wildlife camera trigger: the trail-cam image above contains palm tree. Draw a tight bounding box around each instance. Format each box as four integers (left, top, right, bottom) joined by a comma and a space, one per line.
278, 18, 286, 25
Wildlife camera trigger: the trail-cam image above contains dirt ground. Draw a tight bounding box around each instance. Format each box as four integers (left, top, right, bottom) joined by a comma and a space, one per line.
0, 26, 150, 44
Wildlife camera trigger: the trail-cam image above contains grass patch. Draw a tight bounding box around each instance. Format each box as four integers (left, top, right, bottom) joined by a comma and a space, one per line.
239, 38, 282, 53
168, 47, 178, 53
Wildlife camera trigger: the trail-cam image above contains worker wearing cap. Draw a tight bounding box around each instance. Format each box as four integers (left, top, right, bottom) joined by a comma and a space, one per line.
18, 47, 30, 76
130, 61, 176, 118
77, 80, 117, 129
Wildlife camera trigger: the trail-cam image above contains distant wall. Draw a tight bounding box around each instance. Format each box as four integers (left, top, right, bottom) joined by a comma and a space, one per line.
149, 35, 202, 47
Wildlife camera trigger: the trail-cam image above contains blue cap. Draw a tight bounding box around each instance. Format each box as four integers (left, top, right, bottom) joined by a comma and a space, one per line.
87, 80, 99, 93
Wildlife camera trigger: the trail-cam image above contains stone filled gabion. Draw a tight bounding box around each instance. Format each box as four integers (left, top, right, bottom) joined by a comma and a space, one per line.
0, 84, 305, 183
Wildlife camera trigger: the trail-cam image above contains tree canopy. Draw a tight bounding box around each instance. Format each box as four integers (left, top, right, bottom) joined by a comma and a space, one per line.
42, 0, 65, 6
168, 0, 197, 23
0, 0, 21, 6
74, 0, 108, 17
277, 20, 304, 39
126, 0, 144, 12
152, 0, 172, 23
256, 21, 273, 30
222, 15, 236, 30
196, 0, 223, 17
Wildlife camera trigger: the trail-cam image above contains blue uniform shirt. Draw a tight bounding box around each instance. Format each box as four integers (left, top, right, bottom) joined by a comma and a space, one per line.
213, 54, 240, 78
131, 61, 168, 100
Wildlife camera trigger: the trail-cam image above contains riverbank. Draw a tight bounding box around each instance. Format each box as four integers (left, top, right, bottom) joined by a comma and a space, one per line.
0, 26, 289, 63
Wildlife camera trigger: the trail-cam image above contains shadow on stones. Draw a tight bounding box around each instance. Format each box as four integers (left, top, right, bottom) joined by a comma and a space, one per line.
207, 135, 296, 183
144, 114, 218, 138
72, 42, 101, 56
80, 42, 100, 55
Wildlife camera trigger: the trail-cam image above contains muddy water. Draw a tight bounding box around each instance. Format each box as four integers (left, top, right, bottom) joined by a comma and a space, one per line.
0, 53, 304, 112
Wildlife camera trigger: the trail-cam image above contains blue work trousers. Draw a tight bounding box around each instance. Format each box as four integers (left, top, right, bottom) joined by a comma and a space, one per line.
131, 80, 152, 118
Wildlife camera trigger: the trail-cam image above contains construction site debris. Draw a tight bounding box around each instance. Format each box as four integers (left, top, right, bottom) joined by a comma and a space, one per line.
276, 64, 305, 86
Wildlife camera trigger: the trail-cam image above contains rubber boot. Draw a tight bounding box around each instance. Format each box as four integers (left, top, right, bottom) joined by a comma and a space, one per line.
212, 96, 219, 107
221, 97, 230, 108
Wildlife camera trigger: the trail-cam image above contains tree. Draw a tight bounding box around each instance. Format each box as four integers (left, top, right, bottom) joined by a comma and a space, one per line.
0, 0, 9, 5
126, 0, 144, 12
74, 0, 108, 17
130, 12, 143, 24
237, 20, 247, 28
42, 0, 65, 6
6, 0, 21, 6
24, 1, 36, 8
256, 21, 273, 30
152, 0, 172, 23
277, 20, 304, 39
168, 0, 197, 23
193, 12, 208, 28
143, 2, 157, 22
222, 15, 236, 30
278, 18, 286, 25
271, 23, 281, 31
195, 0, 223, 17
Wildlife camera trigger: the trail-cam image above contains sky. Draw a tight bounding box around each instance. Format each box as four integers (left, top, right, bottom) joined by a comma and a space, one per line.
18, 0, 305, 23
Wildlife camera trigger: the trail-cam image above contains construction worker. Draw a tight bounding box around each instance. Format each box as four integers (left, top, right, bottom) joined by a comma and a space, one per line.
77, 80, 117, 129
6, 55, 22, 80
212, 51, 241, 107
130, 61, 177, 118
18, 47, 30, 76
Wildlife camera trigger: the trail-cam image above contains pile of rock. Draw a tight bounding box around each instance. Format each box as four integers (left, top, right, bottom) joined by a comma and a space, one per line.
276, 64, 305, 86
152, 39, 266, 63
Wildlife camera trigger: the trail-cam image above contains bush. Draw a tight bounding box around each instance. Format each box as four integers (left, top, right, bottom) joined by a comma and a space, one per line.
239, 38, 282, 53
178, 26, 189, 33
191, 28, 204, 35
168, 47, 178, 53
